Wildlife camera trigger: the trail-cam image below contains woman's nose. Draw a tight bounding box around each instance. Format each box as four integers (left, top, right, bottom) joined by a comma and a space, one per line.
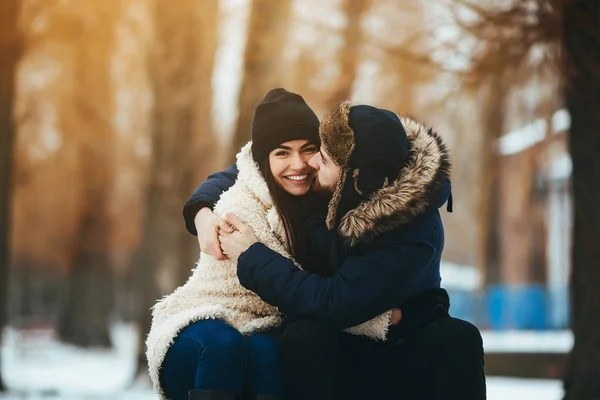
290, 154, 305, 169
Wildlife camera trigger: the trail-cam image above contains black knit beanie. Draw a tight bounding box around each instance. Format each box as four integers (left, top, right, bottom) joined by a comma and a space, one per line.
251, 88, 320, 162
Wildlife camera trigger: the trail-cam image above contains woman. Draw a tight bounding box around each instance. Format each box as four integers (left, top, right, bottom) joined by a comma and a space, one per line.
145, 89, 318, 400
146, 89, 391, 400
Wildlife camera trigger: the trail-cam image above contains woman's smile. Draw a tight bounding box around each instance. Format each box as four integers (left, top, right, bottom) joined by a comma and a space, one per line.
284, 173, 309, 182
269, 139, 319, 195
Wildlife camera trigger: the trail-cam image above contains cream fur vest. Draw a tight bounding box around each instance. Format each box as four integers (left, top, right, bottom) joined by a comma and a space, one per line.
145, 142, 390, 399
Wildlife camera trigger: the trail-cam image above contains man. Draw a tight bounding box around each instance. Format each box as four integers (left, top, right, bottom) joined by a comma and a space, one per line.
186, 101, 485, 399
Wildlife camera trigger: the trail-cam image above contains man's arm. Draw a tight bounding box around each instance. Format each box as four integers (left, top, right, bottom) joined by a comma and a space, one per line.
183, 164, 239, 235
303, 222, 346, 276
236, 240, 436, 330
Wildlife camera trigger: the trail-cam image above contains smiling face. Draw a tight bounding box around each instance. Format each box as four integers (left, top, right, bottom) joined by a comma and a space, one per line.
269, 139, 319, 196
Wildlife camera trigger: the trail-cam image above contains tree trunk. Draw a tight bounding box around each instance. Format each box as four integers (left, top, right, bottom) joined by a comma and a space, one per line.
0, 0, 20, 390
186, 0, 221, 269
498, 151, 537, 284
562, 1, 600, 398
133, 0, 220, 378
57, 0, 120, 348
325, 0, 370, 107
58, 205, 114, 347
228, 0, 291, 162
479, 78, 506, 285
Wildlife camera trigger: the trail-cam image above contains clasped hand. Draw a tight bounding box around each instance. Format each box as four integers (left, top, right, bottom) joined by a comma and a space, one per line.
194, 209, 402, 326
218, 213, 259, 261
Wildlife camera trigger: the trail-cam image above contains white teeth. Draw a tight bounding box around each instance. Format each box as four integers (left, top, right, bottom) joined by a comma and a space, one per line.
286, 174, 308, 181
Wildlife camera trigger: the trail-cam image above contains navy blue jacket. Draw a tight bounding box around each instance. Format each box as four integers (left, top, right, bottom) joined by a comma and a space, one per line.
183, 167, 450, 329
182, 116, 452, 331
236, 185, 449, 330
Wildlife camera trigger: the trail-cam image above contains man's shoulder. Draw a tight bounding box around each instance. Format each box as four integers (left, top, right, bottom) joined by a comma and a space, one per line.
366, 210, 443, 247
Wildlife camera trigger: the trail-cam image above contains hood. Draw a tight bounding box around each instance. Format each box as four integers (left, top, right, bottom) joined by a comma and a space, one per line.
319, 101, 451, 246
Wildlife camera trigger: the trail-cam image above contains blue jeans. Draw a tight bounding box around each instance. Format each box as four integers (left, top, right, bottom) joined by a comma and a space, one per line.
160, 319, 282, 400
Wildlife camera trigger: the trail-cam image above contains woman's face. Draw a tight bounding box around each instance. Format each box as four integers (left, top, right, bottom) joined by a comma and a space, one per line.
269, 139, 318, 196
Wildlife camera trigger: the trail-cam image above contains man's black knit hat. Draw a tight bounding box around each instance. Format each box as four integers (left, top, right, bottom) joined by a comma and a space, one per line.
251, 88, 320, 162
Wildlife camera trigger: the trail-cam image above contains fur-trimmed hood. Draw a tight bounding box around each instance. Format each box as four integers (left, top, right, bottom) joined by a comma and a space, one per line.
319, 101, 451, 246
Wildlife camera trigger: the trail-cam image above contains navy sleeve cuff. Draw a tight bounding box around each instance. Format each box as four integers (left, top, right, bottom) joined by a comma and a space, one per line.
237, 242, 285, 288
237, 242, 274, 270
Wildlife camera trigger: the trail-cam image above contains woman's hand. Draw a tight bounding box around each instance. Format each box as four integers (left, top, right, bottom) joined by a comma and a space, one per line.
195, 208, 234, 260
218, 213, 259, 261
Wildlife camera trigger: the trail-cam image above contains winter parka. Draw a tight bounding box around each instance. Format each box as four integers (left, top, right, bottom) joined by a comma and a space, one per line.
235, 103, 452, 341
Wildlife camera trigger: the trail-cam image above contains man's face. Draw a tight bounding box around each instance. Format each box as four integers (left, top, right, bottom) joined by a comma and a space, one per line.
308, 146, 341, 194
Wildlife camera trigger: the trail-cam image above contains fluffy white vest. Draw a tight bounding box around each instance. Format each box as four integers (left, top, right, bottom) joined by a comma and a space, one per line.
145, 142, 390, 399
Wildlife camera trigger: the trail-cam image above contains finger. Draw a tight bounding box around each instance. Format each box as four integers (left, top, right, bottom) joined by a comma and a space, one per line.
212, 244, 227, 261
218, 234, 230, 248
390, 308, 402, 325
225, 213, 242, 231
203, 239, 225, 260
217, 218, 234, 233
226, 213, 250, 234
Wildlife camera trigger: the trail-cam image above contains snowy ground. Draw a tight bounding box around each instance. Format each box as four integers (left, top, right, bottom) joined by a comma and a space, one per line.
1, 324, 565, 399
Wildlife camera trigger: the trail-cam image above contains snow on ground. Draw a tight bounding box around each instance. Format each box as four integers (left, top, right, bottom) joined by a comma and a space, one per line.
1, 323, 151, 399
1, 324, 564, 399
482, 330, 573, 353
486, 377, 563, 400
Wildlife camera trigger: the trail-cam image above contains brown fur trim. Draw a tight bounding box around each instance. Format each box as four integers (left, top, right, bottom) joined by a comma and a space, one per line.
326, 168, 348, 229
319, 101, 354, 168
338, 116, 451, 245
320, 101, 356, 229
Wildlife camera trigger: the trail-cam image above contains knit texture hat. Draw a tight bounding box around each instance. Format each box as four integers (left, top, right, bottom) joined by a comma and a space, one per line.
251, 88, 320, 162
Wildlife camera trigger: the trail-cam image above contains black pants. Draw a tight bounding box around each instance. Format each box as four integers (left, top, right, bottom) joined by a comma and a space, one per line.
279, 317, 486, 400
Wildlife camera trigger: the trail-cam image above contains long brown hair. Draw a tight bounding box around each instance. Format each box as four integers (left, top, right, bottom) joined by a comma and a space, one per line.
258, 158, 310, 263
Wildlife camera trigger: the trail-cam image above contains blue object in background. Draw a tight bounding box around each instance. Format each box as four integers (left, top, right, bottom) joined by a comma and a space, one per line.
486, 284, 547, 330
547, 284, 570, 329
445, 284, 569, 330
446, 290, 475, 322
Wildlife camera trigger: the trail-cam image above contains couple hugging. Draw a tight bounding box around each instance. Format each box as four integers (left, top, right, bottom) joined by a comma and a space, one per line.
146, 89, 486, 400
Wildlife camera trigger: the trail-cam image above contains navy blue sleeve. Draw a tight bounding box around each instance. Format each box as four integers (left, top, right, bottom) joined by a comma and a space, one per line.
305, 223, 345, 276
237, 241, 436, 329
183, 164, 239, 235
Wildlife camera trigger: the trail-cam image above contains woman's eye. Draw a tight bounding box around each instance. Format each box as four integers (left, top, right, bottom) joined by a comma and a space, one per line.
304, 147, 318, 153
275, 151, 288, 156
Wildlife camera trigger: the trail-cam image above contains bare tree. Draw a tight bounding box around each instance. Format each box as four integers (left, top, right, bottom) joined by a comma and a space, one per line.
133, 0, 220, 377
57, 0, 121, 348
451, 0, 600, 395
228, 0, 291, 162
477, 78, 506, 284
448, 0, 561, 283
562, 0, 600, 398
325, 0, 370, 107
0, 0, 21, 390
